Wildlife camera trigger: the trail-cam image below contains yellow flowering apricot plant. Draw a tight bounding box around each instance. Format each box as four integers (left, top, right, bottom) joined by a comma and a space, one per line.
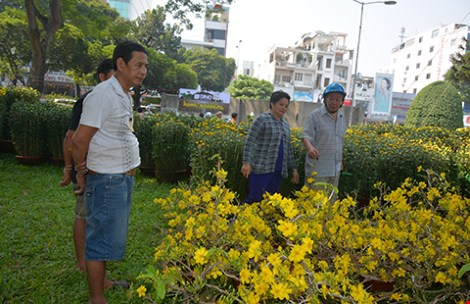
133, 167, 470, 303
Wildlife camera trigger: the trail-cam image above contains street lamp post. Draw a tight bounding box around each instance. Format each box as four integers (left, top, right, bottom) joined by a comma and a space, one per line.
236, 39, 242, 78
350, 0, 396, 125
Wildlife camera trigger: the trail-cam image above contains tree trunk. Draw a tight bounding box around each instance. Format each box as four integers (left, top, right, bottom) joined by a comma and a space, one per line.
24, 0, 63, 93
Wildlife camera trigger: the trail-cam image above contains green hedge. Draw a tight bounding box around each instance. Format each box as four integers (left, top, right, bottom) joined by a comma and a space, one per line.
340, 124, 464, 202
0, 86, 40, 140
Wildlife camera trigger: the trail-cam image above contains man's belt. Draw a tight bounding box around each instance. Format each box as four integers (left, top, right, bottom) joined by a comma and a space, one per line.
87, 168, 137, 176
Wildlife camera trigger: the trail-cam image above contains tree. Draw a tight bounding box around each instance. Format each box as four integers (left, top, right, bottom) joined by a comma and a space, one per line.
0, 7, 30, 85
24, 0, 63, 92
405, 81, 464, 130
164, 0, 233, 29
445, 37, 470, 104
129, 6, 183, 60
228, 75, 274, 100
183, 48, 235, 92
144, 49, 198, 92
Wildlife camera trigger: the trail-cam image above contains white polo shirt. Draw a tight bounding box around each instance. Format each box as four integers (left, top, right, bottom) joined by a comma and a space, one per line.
79, 76, 140, 174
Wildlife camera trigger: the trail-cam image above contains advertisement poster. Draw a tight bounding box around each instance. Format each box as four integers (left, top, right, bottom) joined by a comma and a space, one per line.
371, 73, 394, 115
178, 88, 230, 114
293, 90, 314, 102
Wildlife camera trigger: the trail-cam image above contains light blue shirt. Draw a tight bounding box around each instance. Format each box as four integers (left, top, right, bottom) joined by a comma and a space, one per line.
301, 105, 346, 178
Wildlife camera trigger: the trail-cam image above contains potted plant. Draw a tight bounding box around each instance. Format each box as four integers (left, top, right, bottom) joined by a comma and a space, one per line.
152, 117, 191, 183
134, 114, 158, 176
44, 102, 72, 165
0, 86, 40, 153
10, 101, 48, 165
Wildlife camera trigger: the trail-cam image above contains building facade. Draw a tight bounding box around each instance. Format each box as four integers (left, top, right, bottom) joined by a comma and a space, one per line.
386, 23, 470, 94
107, 0, 131, 19
263, 31, 353, 102
107, 0, 154, 20
181, 3, 229, 56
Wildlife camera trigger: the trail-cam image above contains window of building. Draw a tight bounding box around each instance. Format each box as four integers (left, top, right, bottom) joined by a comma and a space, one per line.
428, 60, 432, 66
431, 29, 439, 38
450, 38, 457, 46
405, 65, 409, 71
426, 73, 431, 79
415, 75, 419, 81
416, 63, 420, 69
405, 38, 415, 47
244, 68, 251, 75
274, 75, 280, 83
294, 73, 303, 82
323, 77, 330, 87
403, 78, 407, 83
417, 50, 422, 56
407, 53, 411, 59
326, 58, 332, 69
282, 75, 291, 83
211, 29, 226, 40
305, 73, 313, 83
429, 46, 434, 52
419, 36, 423, 43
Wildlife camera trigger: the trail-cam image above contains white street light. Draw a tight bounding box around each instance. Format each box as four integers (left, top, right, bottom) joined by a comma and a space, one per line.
350, 0, 396, 125
236, 39, 242, 78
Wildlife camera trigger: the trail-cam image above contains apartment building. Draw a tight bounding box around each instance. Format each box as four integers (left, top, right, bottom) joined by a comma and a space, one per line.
264, 31, 353, 102
386, 23, 470, 94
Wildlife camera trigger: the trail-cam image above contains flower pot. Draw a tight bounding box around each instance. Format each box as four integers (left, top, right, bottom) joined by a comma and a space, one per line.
49, 157, 65, 166
139, 166, 156, 177
0, 140, 15, 153
155, 167, 190, 183
15, 155, 44, 166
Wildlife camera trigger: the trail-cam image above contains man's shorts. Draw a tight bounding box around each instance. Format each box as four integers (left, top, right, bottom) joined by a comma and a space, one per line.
73, 184, 86, 219
84, 173, 134, 261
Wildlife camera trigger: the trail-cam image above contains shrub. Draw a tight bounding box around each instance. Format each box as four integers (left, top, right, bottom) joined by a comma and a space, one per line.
340, 124, 458, 202
133, 168, 470, 303
405, 81, 463, 130
152, 113, 192, 183
0, 86, 40, 140
10, 101, 48, 157
44, 102, 72, 159
134, 114, 159, 174
189, 117, 247, 199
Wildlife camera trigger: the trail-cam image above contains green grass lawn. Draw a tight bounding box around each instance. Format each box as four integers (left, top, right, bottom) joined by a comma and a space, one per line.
0, 153, 173, 303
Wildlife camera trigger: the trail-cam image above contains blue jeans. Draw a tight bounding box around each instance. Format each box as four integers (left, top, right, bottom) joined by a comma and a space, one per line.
244, 172, 282, 204
84, 173, 134, 261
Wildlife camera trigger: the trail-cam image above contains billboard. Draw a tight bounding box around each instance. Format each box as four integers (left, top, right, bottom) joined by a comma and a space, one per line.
178, 88, 230, 114
371, 73, 394, 115
293, 90, 314, 102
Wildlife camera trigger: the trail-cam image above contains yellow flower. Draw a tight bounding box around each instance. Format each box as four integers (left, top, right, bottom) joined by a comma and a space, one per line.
244, 291, 260, 304
288, 244, 306, 263
136, 285, 147, 297
277, 220, 298, 238
247, 240, 263, 262
240, 268, 251, 284
435, 272, 447, 284
350, 284, 374, 303
270, 282, 292, 300
194, 247, 209, 265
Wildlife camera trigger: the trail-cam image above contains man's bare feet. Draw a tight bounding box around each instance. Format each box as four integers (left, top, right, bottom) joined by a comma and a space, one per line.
104, 279, 131, 290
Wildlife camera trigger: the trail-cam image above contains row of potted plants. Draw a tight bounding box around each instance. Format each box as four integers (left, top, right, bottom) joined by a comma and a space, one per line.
135, 112, 470, 201
0, 86, 73, 165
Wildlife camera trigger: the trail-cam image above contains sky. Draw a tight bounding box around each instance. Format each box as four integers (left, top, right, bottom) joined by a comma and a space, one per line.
148, 0, 470, 77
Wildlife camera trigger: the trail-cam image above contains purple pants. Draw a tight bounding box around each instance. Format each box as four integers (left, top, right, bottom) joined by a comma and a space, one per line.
244, 171, 282, 204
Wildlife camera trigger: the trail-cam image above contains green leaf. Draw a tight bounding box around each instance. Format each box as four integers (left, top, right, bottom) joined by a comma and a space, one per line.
458, 263, 470, 278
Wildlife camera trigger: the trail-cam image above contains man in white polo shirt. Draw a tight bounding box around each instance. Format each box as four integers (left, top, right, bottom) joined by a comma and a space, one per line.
72, 40, 148, 304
